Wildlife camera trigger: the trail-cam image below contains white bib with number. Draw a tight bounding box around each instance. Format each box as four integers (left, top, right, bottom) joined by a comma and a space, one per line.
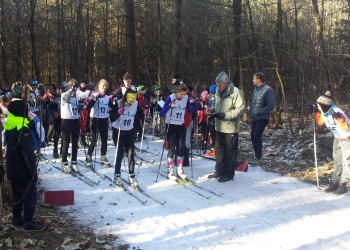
165, 94, 188, 125
90, 95, 110, 118
112, 100, 138, 131
60, 95, 79, 119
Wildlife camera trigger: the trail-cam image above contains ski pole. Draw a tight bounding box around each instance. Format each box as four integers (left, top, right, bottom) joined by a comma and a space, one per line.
93, 98, 100, 172
155, 108, 173, 182
113, 114, 123, 168
136, 114, 147, 172
312, 107, 320, 189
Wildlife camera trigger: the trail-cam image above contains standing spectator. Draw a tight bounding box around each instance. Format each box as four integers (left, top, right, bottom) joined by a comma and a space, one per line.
204, 85, 216, 156
134, 85, 146, 142
76, 78, 93, 147
4, 86, 46, 231
248, 72, 275, 164
314, 91, 349, 195
86, 79, 114, 166
207, 72, 245, 182
46, 86, 61, 158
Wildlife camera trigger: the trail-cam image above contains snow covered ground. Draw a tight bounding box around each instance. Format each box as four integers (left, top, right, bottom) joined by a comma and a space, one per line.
38, 135, 350, 250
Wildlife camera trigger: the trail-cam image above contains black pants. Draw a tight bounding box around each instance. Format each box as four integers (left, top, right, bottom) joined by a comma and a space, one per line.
10, 179, 37, 223
251, 119, 269, 159
215, 131, 238, 179
88, 117, 109, 156
47, 120, 61, 150
167, 124, 186, 159
112, 128, 135, 175
61, 119, 80, 162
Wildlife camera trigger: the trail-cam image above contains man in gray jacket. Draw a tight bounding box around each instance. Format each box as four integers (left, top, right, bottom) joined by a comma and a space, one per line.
248, 72, 275, 164
208, 71, 245, 182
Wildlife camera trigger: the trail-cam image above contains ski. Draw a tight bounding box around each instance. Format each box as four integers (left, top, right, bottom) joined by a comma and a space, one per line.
192, 153, 215, 161
134, 146, 160, 156
134, 153, 155, 164
104, 175, 147, 205
121, 178, 166, 205
72, 167, 100, 185
52, 165, 95, 186
78, 160, 106, 180
179, 177, 223, 197
154, 171, 210, 199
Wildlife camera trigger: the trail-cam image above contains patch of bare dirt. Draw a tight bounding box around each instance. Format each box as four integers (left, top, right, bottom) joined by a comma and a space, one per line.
1, 182, 129, 250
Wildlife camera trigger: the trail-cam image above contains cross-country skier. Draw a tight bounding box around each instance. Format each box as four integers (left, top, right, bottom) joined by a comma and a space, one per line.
314, 91, 350, 195
110, 88, 146, 187
160, 83, 196, 180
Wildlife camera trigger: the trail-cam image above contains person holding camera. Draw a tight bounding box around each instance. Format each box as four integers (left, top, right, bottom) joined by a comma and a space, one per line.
86, 79, 114, 167
60, 79, 80, 172
314, 91, 350, 195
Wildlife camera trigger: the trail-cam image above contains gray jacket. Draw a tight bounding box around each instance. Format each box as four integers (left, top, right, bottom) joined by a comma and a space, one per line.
248, 82, 275, 121
213, 82, 245, 133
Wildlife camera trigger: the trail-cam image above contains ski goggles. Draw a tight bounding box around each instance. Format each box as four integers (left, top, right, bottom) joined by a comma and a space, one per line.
126, 93, 137, 102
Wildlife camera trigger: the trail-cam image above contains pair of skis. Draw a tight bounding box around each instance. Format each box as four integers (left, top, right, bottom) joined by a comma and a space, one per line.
154, 170, 223, 198
77, 160, 166, 205
52, 165, 100, 186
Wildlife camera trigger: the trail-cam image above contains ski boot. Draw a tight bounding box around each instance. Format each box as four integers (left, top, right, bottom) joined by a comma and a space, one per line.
86, 155, 92, 167
62, 162, 70, 173
114, 174, 122, 186
71, 161, 79, 173
53, 148, 59, 159
101, 155, 110, 166
167, 158, 177, 180
128, 174, 138, 188
176, 157, 187, 179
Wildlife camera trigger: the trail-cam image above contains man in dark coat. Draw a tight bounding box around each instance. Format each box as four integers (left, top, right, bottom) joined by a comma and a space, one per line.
4, 86, 46, 232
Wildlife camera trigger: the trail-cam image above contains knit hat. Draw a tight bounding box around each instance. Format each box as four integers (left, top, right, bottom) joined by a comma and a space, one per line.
137, 85, 146, 91
215, 71, 229, 84
172, 74, 179, 80
11, 86, 22, 98
317, 91, 332, 106
154, 85, 160, 91
209, 85, 216, 94
80, 78, 88, 84
201, 90, 210, 100
4, 83, 10, 90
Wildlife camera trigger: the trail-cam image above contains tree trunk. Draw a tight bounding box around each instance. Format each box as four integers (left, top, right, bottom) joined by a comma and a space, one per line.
245, 0, 259, 72
30, 0, 40, 81
124, 0, 138, 81
57, 0, 62, 84
157, 0, 162, 87
172, 0, 182, 76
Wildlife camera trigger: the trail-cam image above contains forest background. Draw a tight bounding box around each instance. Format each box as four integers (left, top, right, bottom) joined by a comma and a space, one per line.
0, 0, 350, 129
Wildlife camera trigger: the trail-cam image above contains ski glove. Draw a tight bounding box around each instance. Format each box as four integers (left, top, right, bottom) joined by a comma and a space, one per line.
329, 110, 342, 119
72, 83, 78, 91
308, 102, 319, 113
170, 100, 176, 108
118, 108, 125, 115
143, 109, 149, 116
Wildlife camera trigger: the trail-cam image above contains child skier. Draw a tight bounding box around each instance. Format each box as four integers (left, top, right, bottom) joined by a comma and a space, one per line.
111, 89, 145, 187
314, 91, 350, 195
160, 83, 196, 179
